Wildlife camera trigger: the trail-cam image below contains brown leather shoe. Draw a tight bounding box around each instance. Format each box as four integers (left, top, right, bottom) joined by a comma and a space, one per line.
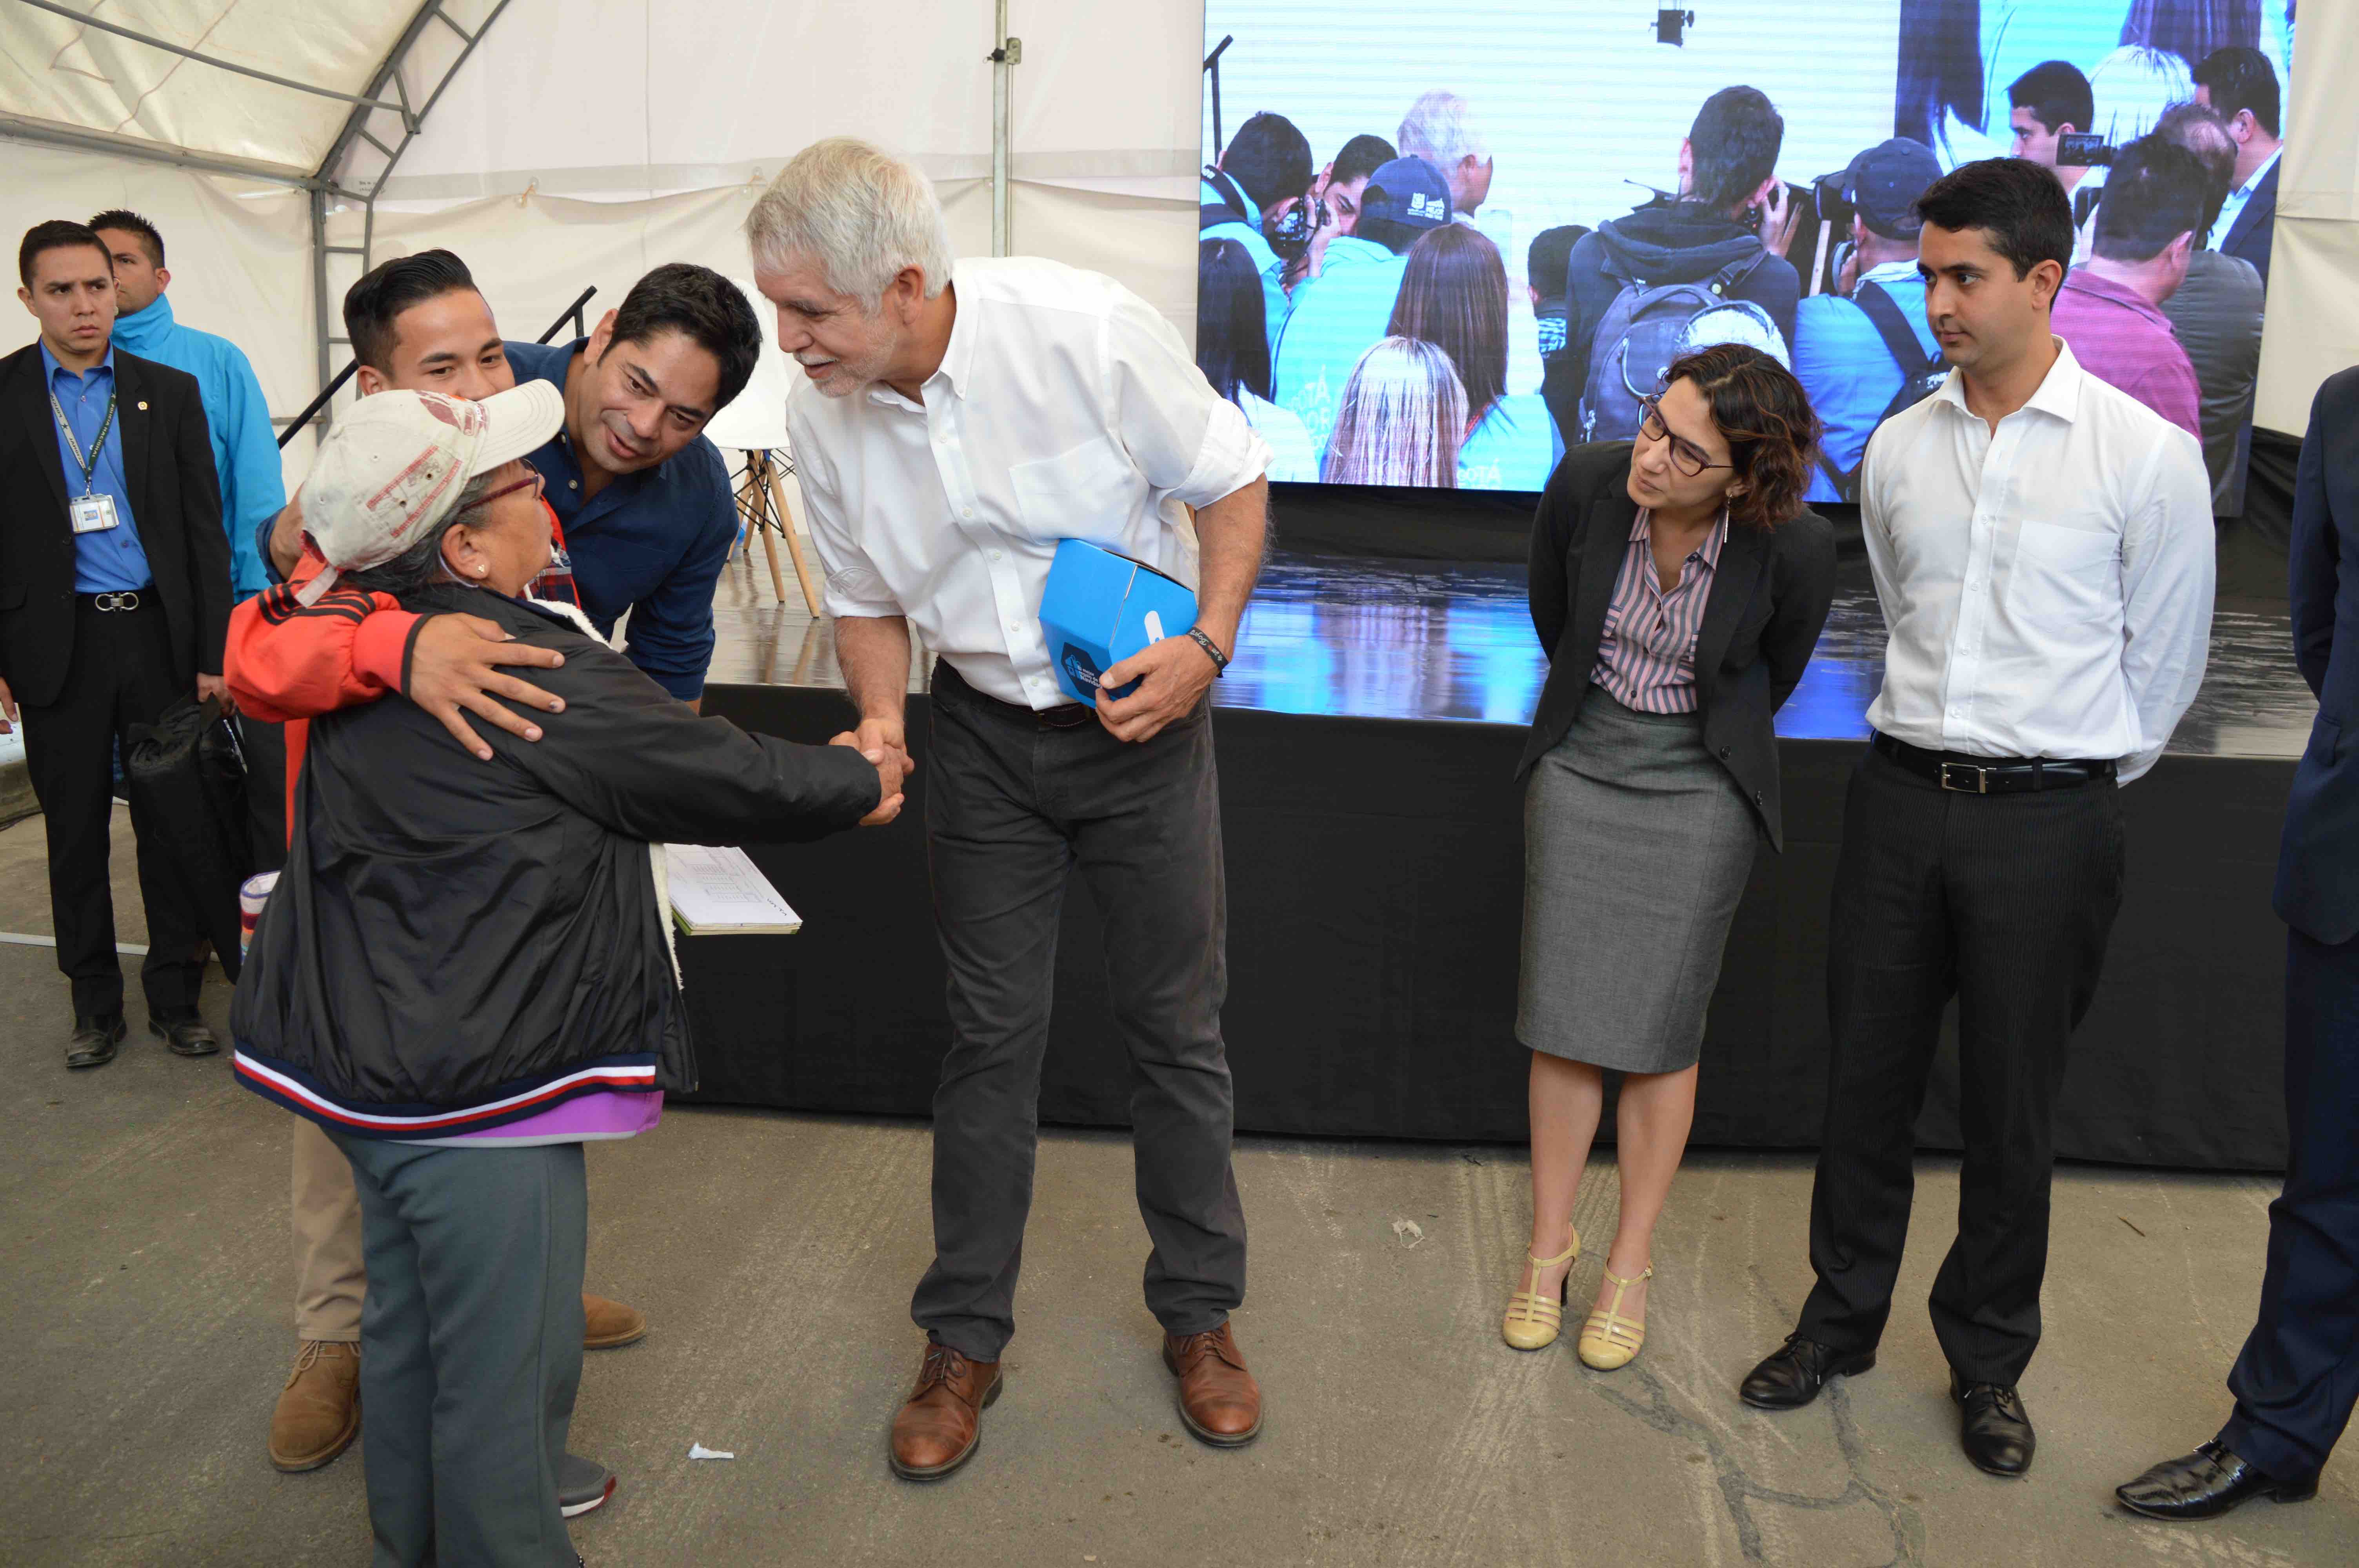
269, 1339, 360, 1472
582, 1292, 647, 1350
1164, 1321, 1262, 1446
887, 1341, 1002, 1481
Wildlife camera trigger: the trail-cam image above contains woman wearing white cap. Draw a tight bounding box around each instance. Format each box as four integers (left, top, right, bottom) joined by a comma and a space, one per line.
231, 385, 899, 1566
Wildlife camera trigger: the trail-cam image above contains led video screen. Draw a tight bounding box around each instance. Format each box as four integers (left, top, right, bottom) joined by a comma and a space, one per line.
1196, 1, 2295, 507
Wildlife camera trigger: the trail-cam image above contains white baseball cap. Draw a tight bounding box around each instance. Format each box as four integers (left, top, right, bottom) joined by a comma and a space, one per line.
293, 382, 565, 605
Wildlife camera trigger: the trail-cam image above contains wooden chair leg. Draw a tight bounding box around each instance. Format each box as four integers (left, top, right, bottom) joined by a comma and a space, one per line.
762, 461, 824, 616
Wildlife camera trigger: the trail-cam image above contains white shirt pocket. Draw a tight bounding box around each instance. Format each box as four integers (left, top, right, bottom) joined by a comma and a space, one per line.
2007, 519, 2121, 627
1006, 436, 1145, 546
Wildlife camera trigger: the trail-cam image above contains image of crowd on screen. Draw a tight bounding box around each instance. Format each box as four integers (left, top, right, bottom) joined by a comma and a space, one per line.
1199, 2, 2294, 501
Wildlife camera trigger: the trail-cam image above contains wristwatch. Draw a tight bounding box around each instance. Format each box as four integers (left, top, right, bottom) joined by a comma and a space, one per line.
1185, 627, 1230, 676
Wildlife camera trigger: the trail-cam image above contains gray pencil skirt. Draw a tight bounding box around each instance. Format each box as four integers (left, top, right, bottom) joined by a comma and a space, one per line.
1516, 690, 1760, 1074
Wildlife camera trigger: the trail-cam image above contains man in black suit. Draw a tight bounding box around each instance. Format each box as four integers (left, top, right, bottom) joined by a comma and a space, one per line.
2116, 365, 2359, 1521
2192, 47, 2283, 290
2, 221, 231, 1067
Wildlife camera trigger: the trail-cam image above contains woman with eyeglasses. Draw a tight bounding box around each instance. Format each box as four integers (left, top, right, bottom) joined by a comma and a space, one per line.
1503, 343, 1834, 1370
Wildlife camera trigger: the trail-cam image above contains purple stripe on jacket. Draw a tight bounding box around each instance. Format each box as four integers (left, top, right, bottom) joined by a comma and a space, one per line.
1589, 508, 1729, 715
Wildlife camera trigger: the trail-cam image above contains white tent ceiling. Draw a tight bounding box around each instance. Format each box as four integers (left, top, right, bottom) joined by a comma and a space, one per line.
0, 2, 496, 181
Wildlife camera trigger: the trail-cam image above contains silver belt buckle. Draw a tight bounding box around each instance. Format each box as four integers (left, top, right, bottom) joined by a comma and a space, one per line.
1939, 760, 1988, 794
93, 590, 141, 613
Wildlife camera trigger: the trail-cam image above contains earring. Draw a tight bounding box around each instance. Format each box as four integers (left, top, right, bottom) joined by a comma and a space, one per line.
474, 563, 489, 578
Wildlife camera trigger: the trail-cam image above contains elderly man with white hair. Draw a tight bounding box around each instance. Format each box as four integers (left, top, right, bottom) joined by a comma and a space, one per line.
747, 138, 1273, 1481
1398, 89, 1494, 219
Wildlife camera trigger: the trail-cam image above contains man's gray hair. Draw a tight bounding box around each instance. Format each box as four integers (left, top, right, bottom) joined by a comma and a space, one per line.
1398, 91, 1488, 167
745, 138, 956, 308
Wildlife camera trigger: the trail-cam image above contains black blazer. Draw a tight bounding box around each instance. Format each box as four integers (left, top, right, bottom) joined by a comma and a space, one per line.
2276, 365, 2359, 943
0, 341, 229, 708
2220, 157, 2278, 289
1518, 441, 1836, 851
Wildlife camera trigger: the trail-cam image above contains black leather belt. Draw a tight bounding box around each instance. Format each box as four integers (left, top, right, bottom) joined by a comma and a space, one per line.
78, 589, 151, 613
1872, 732, 2116, 794
934, 660, 1095, 728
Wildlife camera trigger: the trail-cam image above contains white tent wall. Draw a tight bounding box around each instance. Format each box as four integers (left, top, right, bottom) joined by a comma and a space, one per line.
2254, 2, 2359, 436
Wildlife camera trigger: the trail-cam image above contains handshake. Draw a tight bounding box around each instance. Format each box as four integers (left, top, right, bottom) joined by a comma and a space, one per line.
828, 718, 912, 827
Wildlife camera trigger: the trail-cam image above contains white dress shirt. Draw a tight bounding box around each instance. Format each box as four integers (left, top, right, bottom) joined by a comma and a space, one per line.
1859, 339, 2214, 784
789, 257, 1272, 709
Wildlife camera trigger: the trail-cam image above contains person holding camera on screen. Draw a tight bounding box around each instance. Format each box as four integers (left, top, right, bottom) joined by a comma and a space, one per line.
1201, 111, 1312, 356
1271, 154, 1456, 460
1793, 138, 1946, 504
2052, 136, 2206, 440
1542, 87, 1800, 453
1739, 157, 2214, 1480
1279, 133, 1397, 305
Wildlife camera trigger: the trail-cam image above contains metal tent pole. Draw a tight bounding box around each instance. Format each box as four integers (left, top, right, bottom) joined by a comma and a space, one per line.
989, 1, 1022, 257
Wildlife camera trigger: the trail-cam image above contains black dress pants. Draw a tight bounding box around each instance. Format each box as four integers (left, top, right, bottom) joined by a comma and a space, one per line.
2217, 926, 2359, 1481
911, 662, 1247, 1363
1797, 744, 2125, 1386
19, 595, 207, 1020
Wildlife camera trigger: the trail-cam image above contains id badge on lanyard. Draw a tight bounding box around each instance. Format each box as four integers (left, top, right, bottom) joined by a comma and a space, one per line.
70, 493, 120, 534
52, 384, 122, 533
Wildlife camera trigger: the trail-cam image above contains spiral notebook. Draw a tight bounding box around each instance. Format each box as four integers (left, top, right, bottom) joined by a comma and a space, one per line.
663, 844, 803, 936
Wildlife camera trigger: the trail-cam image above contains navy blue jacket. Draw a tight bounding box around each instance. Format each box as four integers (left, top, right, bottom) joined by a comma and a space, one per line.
2276, 366, 2359, 942
2220, 158, 2279, 291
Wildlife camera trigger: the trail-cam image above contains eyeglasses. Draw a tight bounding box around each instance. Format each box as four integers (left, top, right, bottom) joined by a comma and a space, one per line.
457, 459, 545, 515
1637, 396, 1732, 478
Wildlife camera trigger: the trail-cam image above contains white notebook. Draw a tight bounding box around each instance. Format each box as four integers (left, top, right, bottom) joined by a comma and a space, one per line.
663, 844, 803, 935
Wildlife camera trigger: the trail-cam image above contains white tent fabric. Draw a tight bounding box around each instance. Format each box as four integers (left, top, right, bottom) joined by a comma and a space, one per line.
0, 1, 420, 176
1, 0, 2353, 467
2254, 2, 2359, 435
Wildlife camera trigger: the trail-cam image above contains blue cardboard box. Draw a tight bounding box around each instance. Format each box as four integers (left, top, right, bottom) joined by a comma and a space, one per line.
1038, 539, 1199, 704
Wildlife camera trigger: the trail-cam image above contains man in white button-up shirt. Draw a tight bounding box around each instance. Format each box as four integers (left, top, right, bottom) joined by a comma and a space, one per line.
748, 140, 1274, 1481
1741, 158, 2215, 1477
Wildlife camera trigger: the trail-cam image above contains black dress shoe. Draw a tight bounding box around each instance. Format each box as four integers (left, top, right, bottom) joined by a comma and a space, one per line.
1951, 1372, 2036, 1476
149, 1013, 220, 1057
1739, 1334, 1877, 1410
2116, 1442, 2317, 1520
66, 1015, 127, 1069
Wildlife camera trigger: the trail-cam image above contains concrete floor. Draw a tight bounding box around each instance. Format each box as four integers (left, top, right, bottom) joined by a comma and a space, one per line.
1, 811, 2351, 1567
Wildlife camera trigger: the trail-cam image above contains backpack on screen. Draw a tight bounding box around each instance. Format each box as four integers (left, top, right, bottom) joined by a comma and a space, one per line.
1818, 280, 1950, 502
1578, 248, 1772, 443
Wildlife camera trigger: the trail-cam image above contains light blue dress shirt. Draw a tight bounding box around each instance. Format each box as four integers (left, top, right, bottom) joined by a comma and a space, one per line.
41, 343, 153, 593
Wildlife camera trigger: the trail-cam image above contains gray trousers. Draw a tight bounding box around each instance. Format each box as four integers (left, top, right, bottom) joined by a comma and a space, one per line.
332, 1130, 587, 1568
912, 663, 1247, 1362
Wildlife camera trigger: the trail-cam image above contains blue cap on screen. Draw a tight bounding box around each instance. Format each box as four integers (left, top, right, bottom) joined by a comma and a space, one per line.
1357, 156, 1455, 252
1846, 138, 1944, 241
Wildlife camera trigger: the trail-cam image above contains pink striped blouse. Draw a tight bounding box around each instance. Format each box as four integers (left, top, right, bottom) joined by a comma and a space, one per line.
1589, 508, 1729, 715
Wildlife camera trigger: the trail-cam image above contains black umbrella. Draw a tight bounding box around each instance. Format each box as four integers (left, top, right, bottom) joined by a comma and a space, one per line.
124, 695, 253, 982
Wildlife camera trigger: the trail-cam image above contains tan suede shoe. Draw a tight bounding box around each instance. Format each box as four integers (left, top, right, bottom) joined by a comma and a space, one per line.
1164, 1322, 1262, 1446
269, 1339, 360, 1472
887, 1342, 1002, 1481
582, 1292, 647, 1350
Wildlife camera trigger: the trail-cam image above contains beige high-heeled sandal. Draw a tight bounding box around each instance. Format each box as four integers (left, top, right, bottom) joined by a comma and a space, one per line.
1501, 1228, 1581, 1350
1577, 1263, 1652, 1370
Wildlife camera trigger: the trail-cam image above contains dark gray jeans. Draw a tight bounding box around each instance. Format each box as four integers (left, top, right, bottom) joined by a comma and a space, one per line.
332, 1130, 588, 1568
912, 662, 1247, 1361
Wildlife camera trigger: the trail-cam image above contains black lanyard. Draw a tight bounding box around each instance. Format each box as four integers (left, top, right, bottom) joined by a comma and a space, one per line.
49, 384, 117, 495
